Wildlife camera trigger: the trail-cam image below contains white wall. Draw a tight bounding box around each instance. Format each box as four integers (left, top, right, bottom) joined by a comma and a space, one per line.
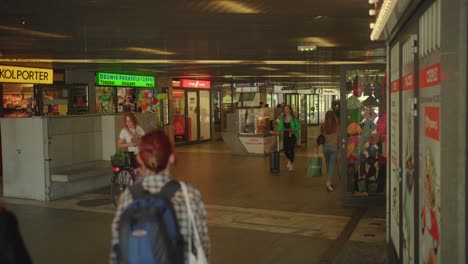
1, 118, 48, 200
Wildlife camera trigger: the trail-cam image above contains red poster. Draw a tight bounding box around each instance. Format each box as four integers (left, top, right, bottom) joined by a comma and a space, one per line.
425, 106, 440, 141
391, 80, 400, 93
174, 118, 185, 135
181, 79, 211, 89
402, 73, 414, 91
420, 63, 441, 89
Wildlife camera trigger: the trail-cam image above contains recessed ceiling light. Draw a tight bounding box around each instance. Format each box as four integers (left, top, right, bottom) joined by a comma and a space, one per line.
256, 66, 279, 71
124, 47, 176, 55
0, 25, 70, 39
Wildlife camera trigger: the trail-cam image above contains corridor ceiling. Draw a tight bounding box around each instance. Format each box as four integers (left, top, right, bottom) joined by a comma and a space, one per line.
0, 0, 385, 85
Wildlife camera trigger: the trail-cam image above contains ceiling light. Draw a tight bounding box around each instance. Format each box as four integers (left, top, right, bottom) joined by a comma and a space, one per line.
204, 1, 260, 14
124, 47, 176, 55
0, 58, 385, 66
294, 37, 337, 47
371, 0, 398, 40
0, 25, 70, 39
256, 66, 279, 71
370, 23, 375, 29
369, 9, 376, 16
298, 45, 317, 52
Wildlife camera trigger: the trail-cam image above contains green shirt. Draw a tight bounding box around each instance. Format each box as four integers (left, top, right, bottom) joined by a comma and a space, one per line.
277, 115, 301, 136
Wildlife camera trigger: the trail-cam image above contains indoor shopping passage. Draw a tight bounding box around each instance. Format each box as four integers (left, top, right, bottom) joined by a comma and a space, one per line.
0, 0, 467, 264
1, 139, 387, 264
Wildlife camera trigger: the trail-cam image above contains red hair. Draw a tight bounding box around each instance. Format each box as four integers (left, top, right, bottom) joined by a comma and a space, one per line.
138, 130, 174, 173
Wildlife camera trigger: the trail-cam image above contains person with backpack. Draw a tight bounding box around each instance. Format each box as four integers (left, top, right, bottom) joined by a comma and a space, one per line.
111, 130, 210, 264
276, 105, 301, 171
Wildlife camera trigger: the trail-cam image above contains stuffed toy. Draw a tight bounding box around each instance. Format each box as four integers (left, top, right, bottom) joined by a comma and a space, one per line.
347, 95, 361, 110
347, 122, 363, 135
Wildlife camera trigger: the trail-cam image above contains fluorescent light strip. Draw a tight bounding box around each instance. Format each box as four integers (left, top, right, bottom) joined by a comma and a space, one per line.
209, 1, 259, 14
0, 58, 385, 65
124, 47, 176, 55
370, 0, 398, 41
0, 25, 70, 39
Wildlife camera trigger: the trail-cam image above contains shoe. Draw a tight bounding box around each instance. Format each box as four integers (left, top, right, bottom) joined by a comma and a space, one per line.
288, 163, 294, 171
286, 160, 291, 170
326, 185, 334, 192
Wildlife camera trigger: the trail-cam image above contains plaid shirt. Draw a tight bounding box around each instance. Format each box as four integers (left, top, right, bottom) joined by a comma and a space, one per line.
110, 173, 210, 263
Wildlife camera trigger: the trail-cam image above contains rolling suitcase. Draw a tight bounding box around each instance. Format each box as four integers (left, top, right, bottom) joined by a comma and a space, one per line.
270, 135, 280, 173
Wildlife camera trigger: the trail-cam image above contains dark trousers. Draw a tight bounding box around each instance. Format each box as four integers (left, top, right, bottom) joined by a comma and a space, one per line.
283, 134, 297, 163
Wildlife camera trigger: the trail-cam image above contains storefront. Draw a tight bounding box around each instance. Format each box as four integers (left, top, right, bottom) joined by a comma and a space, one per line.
374, 0, 467, 263
172, 79, 212, 144
95, 72, 169, 125
0, 65, 55, 187
339, 65, 386, 206
0, 65, 54, 118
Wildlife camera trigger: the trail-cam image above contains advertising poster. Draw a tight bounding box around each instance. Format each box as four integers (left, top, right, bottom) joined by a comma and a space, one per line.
389, 43, 401, 256
419, 62, 441, 264
401, 38, 416, 264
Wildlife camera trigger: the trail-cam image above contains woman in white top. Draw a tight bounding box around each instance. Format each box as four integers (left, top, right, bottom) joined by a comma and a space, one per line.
118, 113, 145, 166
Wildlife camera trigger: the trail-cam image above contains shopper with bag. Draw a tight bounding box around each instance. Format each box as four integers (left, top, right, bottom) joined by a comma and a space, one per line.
320, 110, 340, 192
276, 105, 301, 171
111, 130, 210, 264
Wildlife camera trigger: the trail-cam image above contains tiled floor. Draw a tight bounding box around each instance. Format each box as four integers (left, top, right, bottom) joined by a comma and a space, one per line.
1, 140, 387, 264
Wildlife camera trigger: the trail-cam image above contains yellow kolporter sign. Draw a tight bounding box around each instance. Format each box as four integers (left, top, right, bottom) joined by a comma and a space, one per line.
0, 65, 53, 84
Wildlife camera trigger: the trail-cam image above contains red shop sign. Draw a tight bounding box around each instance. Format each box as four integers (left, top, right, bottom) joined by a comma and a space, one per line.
420, 63, 441, 89
402, 73, 414, 91
390, 79, 400, 93
174, 118, 185, 135
181, 79, 211, 89
425, 106, 440, 141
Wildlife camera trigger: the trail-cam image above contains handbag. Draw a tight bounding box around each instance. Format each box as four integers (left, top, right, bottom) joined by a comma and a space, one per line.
316, 134, 325, 145
180, 182, 208, 264
306, 154, 323, 177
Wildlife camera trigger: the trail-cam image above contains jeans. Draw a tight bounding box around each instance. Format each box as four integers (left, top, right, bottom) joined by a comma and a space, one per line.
283, 134, 297, 163
322, 144, 338, 182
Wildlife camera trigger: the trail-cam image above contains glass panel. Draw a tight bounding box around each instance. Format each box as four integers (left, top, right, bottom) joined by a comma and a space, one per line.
187, 91, 198, 142
42, 85, 69, 116
343, 69, 386, 196
173, 89, 186, 142
307, 95, 319, 125
70, 85, 89, 114
117, 87, 136, 112
199, 90, 211, 140
96, 86, 115, 113
2, 84, 35, 118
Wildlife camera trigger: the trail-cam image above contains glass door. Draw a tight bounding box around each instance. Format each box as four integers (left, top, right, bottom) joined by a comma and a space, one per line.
305, 94, 320, 125
284, 94, 299, 115
187, 91, 198, 142
173, 89, 186, 142
199, 90, 211, 140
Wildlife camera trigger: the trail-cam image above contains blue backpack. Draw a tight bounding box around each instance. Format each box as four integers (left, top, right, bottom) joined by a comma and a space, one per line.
116, 181, 184, 264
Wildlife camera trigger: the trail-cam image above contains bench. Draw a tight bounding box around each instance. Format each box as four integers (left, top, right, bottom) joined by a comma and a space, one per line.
49, 160, 112, 199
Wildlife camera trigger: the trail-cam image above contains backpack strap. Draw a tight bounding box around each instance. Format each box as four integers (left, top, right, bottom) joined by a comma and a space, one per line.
129, 180, 180, 200
129, 181, 148, 200
159, 180, 181, 201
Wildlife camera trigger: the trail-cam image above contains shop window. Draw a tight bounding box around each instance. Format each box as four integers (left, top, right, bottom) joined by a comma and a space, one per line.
2, 84, 35, 118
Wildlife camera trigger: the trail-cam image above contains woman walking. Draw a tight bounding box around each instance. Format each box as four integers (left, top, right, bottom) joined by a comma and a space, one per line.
277, 105, 301, 171
321, 110, 340, 191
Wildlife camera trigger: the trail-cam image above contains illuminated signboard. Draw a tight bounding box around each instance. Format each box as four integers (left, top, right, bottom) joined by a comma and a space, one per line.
96, 72, 155, 88
0, 65, 53, 84
180, 79, 211, 89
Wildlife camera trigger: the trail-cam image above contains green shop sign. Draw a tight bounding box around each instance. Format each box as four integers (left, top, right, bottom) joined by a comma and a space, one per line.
96, 72, 155, 88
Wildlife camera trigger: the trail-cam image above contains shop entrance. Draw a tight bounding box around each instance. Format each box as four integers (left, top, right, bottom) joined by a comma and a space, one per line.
173, 89, 211, 144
